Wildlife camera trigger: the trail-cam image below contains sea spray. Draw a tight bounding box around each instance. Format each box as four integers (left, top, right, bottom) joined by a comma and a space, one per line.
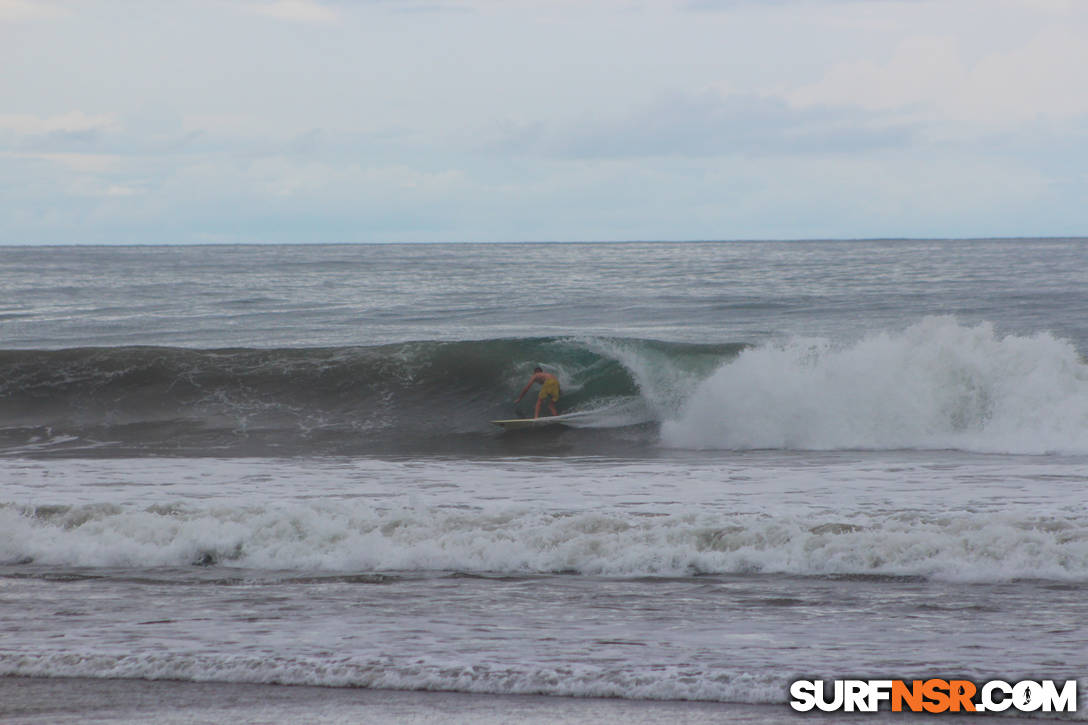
662, 317, 1088, 454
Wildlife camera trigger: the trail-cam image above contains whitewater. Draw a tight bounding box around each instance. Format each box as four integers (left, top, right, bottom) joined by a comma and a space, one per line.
1, 240, 1087, 721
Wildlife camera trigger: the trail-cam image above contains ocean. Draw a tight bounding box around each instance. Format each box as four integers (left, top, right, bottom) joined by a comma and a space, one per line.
1, 239, 1086, 723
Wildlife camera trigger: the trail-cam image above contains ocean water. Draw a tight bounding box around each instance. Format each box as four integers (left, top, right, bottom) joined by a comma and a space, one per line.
1, 240, 1086, 718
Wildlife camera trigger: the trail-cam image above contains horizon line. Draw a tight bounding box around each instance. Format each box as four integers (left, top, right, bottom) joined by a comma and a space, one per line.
2, 235, 1087, 249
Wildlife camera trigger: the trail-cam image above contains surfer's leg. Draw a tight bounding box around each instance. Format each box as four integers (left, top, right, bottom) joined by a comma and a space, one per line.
534, 398, 542, 418
548, 401, 558, 416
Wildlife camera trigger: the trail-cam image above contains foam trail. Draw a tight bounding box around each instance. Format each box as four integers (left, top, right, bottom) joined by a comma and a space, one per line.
662, 317, 1088, 454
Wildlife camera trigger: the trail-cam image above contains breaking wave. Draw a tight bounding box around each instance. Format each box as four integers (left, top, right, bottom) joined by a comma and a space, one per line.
1, 318, 1085, 457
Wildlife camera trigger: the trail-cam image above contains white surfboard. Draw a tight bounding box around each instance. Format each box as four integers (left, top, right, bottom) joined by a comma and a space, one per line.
490, 416, 569, 431
490, 411, 589, 430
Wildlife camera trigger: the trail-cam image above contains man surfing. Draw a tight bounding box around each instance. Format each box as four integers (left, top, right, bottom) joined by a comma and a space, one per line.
516, 366, 560, 418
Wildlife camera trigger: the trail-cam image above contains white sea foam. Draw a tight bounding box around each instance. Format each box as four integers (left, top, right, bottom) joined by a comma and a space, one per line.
662, 317, 1088, 454
4, 498, 1086, 582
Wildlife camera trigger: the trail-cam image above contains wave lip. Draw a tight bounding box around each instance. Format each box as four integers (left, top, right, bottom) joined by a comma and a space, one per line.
662, 317, 1088, 455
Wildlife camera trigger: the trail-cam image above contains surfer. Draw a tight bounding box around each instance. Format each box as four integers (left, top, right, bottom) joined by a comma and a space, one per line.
516, 366, 560, 418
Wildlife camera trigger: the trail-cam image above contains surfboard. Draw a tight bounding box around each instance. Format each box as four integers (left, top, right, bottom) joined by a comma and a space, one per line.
490, 416, 569, 431
491, 409, 597, 430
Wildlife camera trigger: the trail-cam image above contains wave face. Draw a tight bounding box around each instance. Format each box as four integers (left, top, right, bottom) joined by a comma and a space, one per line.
0, 337, 738, 457
663, 317, 1088, 455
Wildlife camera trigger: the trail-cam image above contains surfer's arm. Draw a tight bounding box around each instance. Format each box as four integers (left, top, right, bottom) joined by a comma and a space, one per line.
515, 375, 539, 402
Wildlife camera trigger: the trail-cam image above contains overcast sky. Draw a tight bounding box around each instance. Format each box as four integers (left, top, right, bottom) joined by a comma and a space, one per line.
2, 0, 1086, 244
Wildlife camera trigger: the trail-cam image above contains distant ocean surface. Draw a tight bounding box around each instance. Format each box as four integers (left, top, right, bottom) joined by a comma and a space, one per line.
2, 240, 1087, 718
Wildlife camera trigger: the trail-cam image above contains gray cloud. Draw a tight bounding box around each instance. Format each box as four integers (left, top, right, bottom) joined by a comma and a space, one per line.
20, 128, 107, 152
489, 90, 918, 159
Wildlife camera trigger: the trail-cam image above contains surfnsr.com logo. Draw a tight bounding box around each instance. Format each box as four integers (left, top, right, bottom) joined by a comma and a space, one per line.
789, 679, 1078, 713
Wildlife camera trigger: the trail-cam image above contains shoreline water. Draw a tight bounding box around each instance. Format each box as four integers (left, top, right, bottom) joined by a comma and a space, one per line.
0, 676, 1041, 725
